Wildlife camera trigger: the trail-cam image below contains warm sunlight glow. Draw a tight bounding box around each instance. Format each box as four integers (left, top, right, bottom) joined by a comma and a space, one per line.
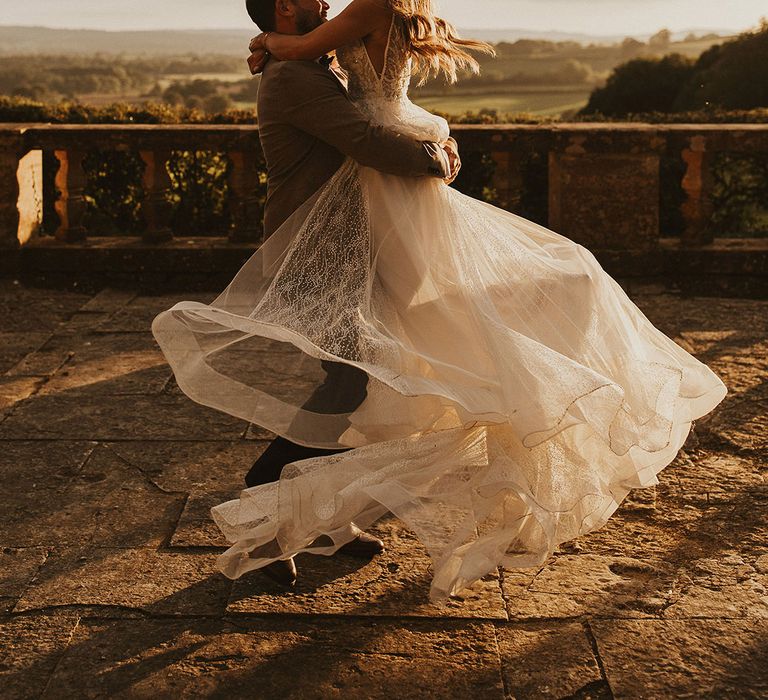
1, 0, 765, 35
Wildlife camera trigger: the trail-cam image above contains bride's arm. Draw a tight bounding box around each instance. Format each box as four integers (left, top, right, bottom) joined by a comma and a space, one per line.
254, 0, 390, 60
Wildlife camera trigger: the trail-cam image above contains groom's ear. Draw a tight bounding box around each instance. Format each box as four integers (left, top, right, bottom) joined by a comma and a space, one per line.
275, 0, 295, 19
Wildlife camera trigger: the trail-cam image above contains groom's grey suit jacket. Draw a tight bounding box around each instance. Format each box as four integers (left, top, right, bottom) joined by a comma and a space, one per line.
257, 58, 450, 236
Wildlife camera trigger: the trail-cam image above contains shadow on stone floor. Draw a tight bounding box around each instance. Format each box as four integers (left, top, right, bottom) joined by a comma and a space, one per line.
2, 287, 768, 697
4, 577, 507, 699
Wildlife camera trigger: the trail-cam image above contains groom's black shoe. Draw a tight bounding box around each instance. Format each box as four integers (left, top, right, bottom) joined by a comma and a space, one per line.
260, 558, 297, 587
338, 532, 385, 558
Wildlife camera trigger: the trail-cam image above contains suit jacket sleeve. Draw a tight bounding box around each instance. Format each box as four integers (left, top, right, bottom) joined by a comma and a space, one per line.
272, 62, 450, 179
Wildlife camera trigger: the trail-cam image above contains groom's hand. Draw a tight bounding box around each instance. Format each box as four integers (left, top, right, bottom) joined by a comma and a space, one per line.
441, 137, 461, 185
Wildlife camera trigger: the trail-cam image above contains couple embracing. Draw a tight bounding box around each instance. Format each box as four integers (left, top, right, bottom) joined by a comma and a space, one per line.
152, 0, 726, 602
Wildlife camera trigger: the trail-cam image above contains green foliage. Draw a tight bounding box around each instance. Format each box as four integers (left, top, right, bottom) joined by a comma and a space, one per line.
581, 54, 696, 116
450, 152, 499, 205
0, 95, 258, 124
678, 21, 768, 110
82, 150, 145, 234
0, 54, 245, 103
710, 154, 768, 236
167, 151, 232, 236
582, 23, 768, 117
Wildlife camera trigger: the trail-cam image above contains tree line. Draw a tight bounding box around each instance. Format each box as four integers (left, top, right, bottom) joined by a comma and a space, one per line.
581, 22, 768, 116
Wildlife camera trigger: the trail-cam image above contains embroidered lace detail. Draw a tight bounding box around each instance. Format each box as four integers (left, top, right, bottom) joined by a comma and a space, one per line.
336, 15, 450, 143
337, 15, 410, 107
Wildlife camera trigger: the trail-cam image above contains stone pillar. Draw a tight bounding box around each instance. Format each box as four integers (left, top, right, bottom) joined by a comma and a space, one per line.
680, 135, 715, 247
0, 133, 23, 249
17, 150, 43, 246
140, 149, 174, 243
227, 147, 263, 243
548, 132, 662, 251
54, 148, 88, 242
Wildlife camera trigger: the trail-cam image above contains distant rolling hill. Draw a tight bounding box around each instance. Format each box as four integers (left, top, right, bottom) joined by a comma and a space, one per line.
0, 26, 254, 55
0, 24, 734, 55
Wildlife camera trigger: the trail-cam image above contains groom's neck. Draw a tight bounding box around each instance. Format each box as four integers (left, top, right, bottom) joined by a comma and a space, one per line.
274, 18, 302, 35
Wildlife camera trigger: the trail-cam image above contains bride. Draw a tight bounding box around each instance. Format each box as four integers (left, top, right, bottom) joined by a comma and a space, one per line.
152, 0, 727, 602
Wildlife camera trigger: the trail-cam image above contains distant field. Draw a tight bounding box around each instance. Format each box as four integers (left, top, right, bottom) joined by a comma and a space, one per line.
414, 88, 592, 117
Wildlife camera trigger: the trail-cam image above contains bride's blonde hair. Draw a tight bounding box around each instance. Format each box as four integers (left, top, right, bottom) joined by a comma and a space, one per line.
388, 0, 495, 84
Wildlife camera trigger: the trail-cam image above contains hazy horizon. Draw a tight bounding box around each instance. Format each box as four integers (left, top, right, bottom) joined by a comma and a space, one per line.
1, 0, 765, 36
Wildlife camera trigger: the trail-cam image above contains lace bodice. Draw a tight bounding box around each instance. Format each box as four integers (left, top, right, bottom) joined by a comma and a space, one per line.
335, 15, 450, 143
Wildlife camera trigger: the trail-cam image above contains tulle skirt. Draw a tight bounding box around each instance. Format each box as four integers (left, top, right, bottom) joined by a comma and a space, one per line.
152, 157, 727, 602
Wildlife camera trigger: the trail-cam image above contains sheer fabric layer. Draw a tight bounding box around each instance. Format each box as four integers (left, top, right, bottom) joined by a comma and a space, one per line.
151, 24, 727, 601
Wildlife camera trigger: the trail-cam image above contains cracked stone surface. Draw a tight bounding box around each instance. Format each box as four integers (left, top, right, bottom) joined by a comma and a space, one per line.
14, 548, 231, 616
496, 622, 606, 699
590, 619, 768, 699
0, 613, 81, 700
0, 283, 766, 698
40, 618, 504, 699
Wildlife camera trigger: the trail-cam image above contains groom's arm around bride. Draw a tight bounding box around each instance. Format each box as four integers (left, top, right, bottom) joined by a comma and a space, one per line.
257, 56, 458, 236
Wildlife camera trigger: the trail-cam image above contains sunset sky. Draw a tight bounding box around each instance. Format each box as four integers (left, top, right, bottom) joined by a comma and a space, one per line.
1, 0, 765, 35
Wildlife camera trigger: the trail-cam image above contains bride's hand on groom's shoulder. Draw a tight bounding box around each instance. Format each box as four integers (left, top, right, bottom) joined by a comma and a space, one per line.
248, 47, 270, 75
441, 137, 462, 185
247, 33, 271, 75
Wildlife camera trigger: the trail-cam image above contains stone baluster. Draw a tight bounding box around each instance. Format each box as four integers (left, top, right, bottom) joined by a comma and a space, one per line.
680, 135, 715, 247
0, 131, 24, 249
228, 146, 264, 242
140, 148, 174, 243
54, 148, 88, 242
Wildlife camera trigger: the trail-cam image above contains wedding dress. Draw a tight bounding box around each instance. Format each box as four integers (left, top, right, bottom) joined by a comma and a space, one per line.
151, 18, 727, 601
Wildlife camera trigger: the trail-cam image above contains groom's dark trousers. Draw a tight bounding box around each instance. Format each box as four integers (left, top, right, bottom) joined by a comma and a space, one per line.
245, 360, 369, 487
246, 56, 450, 488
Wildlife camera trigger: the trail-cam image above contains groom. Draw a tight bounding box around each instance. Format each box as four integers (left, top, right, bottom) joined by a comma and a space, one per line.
243, 0, 461, 587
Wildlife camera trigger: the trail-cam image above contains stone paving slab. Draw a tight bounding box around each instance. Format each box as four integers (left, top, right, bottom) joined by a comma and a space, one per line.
0, 442, 185, 548
0, 548, 47, 611
170, 492, 230, 548
0, 393, 247, 442
496, 622, 607, 699
0, 613, 81, 700
0, 281, 90, 333
590, 619, 768, 699
79, 288, 138, 313
0, 441, 97, 547
0, 332, 52, 374
15, 549, 232, 617
503, 554, 676, 620
0, 376, 45, 421
40, 618, 505, 699
37, 333, 170, 397
227, 518, 508, 620
97, 294, 216, 334
106, 441, 259, 495
660, 450, 765, 501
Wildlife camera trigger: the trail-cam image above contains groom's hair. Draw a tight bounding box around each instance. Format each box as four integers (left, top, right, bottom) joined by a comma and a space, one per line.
246, 0, 280, 31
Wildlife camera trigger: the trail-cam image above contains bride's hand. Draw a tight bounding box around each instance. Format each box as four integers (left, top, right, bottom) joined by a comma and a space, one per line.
249, 33, 269, 53
247, 32, 271, 75
247, 47, 270, 75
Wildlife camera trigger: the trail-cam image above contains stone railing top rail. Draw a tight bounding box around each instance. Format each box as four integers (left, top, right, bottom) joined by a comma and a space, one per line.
1, 122, 766, 154
2, 122, 768, 131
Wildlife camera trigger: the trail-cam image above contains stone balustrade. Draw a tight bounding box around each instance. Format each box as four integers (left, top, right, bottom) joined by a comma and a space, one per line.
1, 123, 767, 252
0, 124, 264, 249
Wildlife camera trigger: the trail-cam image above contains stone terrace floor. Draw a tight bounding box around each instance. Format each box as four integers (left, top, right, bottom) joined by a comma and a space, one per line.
0, 279, 766, 699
